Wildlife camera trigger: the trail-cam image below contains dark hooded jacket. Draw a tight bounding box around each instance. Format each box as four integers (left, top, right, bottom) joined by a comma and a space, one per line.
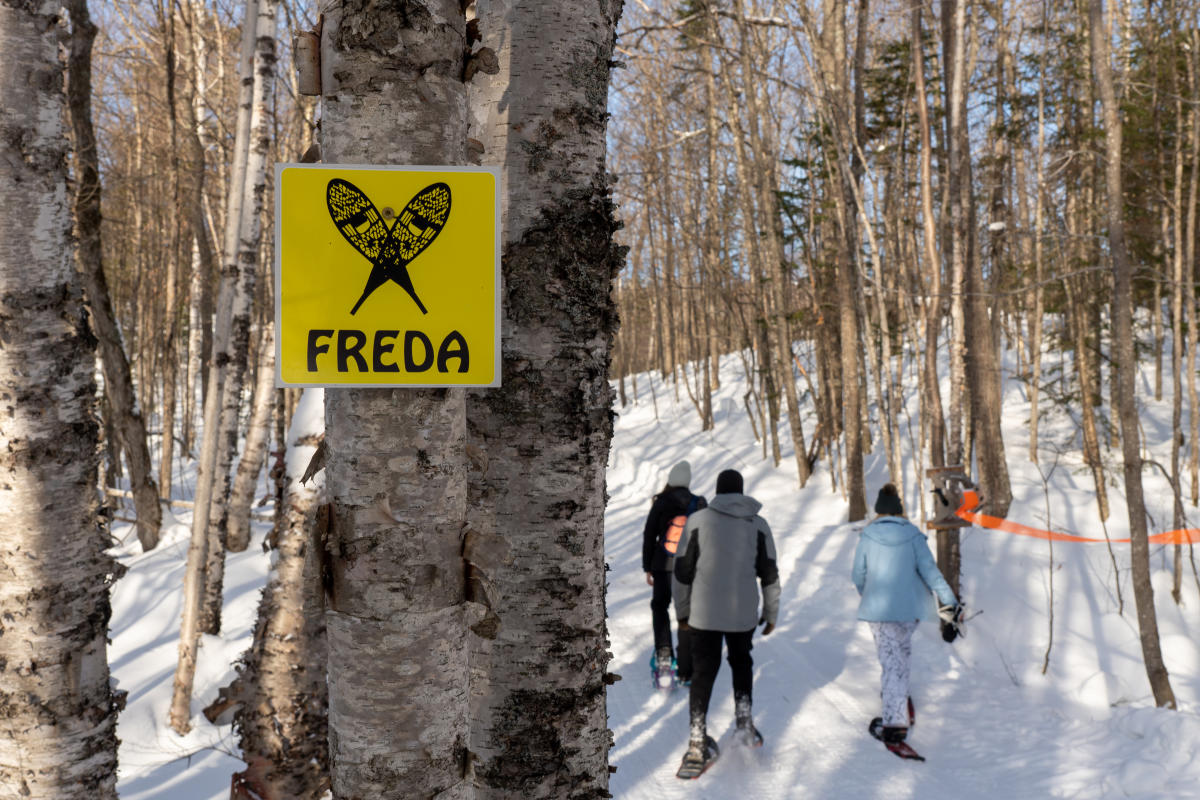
641, 486, 707, 573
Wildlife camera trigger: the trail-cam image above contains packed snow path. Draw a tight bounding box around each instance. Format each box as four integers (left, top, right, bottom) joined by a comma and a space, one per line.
106, 355, 1200, 799
605, 378, 1200, 800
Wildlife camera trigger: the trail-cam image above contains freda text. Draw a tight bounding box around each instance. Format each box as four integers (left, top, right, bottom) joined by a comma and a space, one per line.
307, 329, 469, 373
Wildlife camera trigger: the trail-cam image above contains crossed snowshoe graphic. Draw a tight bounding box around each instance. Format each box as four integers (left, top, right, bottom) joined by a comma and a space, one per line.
326, 178, 451, 315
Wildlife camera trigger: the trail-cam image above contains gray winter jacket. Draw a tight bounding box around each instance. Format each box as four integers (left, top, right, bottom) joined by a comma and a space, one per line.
673, 493, 781, 632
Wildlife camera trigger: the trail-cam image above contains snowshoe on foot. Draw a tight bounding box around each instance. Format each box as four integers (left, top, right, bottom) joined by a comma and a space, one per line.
885, 740, 925, 761
652, 647, 675, 690
676, 736, 720, 779
734, 721, 764, 748
869, 718, 924, 761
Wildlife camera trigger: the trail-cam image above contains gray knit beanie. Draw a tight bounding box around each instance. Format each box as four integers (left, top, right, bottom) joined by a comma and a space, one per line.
667, 460, 691, 488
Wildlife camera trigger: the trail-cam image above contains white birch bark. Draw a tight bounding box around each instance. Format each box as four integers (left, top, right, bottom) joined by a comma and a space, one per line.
227, 318, 276, 552
170, 0, 264, 734
0, 1, 120, 794
199, 0, 278, 629
318, 2, 474, 796
227, 388, 328, 800
182, 0, 214, 457
944, 0, 968, 469
467, 1, 622, 795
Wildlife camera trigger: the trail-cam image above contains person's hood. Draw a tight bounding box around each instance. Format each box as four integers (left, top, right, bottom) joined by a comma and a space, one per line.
708, 493, 762, 519
861, 515, 922, 546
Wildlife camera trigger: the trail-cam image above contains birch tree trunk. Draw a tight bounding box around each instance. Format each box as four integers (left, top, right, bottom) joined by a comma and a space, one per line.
1090, 0, 1176, 709
938, 0, 973, 592
182, 0, 216, 459
318, 2, 474, 796
467, 0, 623, 794
0, 1, 121, 794
67, 0, 162, 552
199, 0, 278, 632
171, 0, 264, 733
227, 317, 275, 553
912, 2, 947, 471
226, 389, 328, 800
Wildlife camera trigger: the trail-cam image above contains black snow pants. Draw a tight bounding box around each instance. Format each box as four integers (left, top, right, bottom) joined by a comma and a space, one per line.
688, 627, 754, 722
651, 569, 693, 679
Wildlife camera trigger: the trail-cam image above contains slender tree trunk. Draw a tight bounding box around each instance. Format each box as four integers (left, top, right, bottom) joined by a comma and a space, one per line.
1030, 7, 1048, 464
199, 0, 278, 632
182, 0, 214, 459
1090, 0, 1176, 709
225, 389, 329, 800
158, 0, 182, 500
171, 0, 264, 733
467, 1, 622, 795
318, 2, 474, 796
1185, 31, 1200, 506
0, 2, 121, 794
937, 0, 975, 591
67, 0, 162, 552
1068, 281, 1110, 521
228, 317, 276, 553
912, 2, 947, 471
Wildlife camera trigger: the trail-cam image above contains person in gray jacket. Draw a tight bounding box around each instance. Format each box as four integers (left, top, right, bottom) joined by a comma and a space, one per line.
852, 483, 959, 748
673, 469, 780, 773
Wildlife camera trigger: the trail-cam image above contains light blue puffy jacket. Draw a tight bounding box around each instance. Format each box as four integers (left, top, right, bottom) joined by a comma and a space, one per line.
852, 516, 957, 622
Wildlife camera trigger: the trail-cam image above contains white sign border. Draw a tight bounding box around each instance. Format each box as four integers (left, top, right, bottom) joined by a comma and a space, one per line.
273, 162, 502, 389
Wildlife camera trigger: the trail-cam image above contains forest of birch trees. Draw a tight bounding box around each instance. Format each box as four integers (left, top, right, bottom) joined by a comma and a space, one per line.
0, 0, 1197, 796
610, 0, 1199, 710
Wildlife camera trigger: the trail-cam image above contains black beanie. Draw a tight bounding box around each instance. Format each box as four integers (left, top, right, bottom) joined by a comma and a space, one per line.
875, 483, 904, 516
715, 469, 744, 495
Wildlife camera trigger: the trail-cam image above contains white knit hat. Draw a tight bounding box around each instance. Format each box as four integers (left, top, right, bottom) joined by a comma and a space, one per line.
667, 460, 691, 488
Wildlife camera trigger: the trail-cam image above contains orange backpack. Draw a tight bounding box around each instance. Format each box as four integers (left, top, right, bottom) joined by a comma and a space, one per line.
660, 496, 700, 555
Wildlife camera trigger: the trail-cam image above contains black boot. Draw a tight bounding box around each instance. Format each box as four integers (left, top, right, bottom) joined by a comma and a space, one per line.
677, 712, 719, 779
867, 718, 908, 744
734, 692, 763, 747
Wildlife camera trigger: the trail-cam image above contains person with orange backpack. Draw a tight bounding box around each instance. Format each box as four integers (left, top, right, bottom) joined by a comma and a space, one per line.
642, 460, 707, 689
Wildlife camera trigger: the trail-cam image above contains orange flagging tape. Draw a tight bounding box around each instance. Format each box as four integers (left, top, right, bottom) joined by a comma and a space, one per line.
954, 490, 1200, 545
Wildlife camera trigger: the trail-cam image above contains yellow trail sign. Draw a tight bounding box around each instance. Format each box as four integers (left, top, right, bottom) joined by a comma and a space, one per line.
275, 164, 500, 387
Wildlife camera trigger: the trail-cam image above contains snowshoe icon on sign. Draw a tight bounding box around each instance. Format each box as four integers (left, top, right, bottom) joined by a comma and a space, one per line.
326, 178, 452, 316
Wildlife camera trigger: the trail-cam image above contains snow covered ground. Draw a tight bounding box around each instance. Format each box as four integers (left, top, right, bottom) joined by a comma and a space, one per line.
107, 337, 1200, 798
607, 347, 1200, 799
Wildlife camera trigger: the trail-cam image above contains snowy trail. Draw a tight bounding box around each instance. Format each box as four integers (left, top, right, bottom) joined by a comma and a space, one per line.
105, 347, 1200, 799
605, 362, 1200, 799
607, 493, 1200, 799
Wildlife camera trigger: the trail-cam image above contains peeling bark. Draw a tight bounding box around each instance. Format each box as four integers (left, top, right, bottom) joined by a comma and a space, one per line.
225, 389, 329, 800
467, 2, 622, 796
319, 1, 474, 796
0, 2, 121, 795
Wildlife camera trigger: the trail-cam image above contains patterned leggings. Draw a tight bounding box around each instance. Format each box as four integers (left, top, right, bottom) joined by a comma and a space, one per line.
868, 621, 918, 727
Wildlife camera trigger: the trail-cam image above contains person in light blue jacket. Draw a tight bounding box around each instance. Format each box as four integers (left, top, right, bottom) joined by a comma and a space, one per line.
852, 483, 959, 747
